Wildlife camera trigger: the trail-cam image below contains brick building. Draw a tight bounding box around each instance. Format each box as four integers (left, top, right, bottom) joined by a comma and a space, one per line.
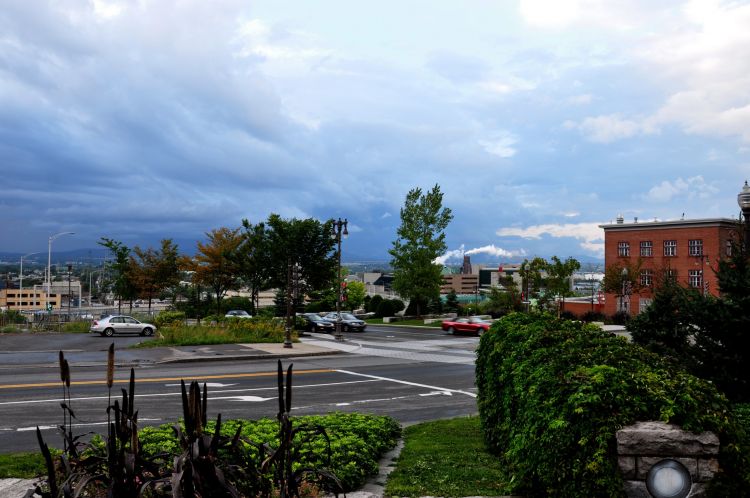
599, 217, 739, 316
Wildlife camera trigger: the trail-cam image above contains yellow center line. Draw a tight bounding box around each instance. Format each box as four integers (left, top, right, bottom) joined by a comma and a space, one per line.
0, 368, 335, 390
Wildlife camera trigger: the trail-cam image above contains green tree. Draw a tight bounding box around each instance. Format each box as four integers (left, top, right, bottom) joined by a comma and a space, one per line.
444, 289, 460, 313
345, 280, 366, 311
237, 219, 272, 313
519, 257, 547, 309
98, 238, 137, 314
265, 214, 337, 301
545, 256, 581, 317
191, 227, 243, 316
389, 185, 453, 317
131, 239, 181, 313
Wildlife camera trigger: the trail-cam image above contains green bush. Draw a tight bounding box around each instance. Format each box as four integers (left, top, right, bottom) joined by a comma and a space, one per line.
367, 295, 383, 314
140, 317, 287, 347
62, 321, 90, 333
475, 312, 750, 497
107, 413, 399, 492
376, 299, 403, 317
154, 310, 186, 328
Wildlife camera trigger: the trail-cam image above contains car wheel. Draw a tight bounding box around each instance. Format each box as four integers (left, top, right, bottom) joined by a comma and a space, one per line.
142, 327, 154, 337
447, 326, 455, 335
104, 328, 115, 337
477, 328, 486, 336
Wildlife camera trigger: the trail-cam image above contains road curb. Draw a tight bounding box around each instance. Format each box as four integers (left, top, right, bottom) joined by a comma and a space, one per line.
156, 350, 343, 364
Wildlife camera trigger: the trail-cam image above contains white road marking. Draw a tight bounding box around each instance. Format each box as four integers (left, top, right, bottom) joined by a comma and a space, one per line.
0, 379, 380, 406
164, 382, 237, 388
419, 391, 453, 397
17, 418, 162, 432
335, 369, 477, 398
210, 395, 274, 402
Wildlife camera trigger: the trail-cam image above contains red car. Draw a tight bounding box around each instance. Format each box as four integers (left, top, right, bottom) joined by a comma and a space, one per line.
441, 316, 491, 336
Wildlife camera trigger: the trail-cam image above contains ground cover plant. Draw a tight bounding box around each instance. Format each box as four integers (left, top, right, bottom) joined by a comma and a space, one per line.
135, 317, 288, 347
28, 348, 400, 497
385, 416, 508, 497
476, 312, 750, 497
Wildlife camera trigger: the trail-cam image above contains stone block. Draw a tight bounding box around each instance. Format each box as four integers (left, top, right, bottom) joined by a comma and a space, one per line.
618, 456, 636, 479
697, 458, 720, 482
617, 421, 719, 456
636, 456, 697, 480
622, 480, 650, 498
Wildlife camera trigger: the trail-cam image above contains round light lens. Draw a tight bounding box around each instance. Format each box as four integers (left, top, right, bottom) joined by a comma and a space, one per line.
646, 459, 691, 498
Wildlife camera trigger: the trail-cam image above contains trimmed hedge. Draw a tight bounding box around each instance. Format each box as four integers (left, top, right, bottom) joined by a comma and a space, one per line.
475, 312, 750, 497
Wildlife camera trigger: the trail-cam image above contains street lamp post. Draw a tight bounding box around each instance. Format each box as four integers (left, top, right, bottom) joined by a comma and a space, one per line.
67, 264, 73, 316
331, 218, 348, 341
621, 268, 631, 314
47, 232, 75, 308
738, 181, 750, 250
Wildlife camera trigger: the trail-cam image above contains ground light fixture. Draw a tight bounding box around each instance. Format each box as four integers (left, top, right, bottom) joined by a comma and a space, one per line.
645, 459, 692, 498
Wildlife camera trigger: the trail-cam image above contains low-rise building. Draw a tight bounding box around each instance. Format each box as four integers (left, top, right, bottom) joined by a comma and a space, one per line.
599, 216, 739, 316
0, 288, 61, 311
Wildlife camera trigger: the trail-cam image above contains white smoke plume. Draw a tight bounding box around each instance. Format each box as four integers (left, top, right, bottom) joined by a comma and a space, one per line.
434, 244, 526, 265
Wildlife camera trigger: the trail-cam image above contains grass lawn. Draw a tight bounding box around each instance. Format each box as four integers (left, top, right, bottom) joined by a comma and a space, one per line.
365, 318, 442, 328
385, 416, 509, 497
0, 452, 47, 479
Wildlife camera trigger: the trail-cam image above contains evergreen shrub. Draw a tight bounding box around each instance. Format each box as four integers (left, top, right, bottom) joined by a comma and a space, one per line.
475, 312, 750, 497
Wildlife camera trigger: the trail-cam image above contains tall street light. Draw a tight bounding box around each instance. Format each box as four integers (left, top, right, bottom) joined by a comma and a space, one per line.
738, 181, 750, 250
20, 252, 40, 310
331, 218, 348, 341
47, 232, 75, 307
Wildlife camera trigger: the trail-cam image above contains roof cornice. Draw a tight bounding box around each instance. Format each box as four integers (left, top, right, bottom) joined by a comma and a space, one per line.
599, 218, 739, 231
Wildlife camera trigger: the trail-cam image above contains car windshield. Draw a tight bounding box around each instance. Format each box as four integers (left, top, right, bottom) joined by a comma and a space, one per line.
307, 315, 323, 321
341, 313, 357, 320
469, 317, 489, 323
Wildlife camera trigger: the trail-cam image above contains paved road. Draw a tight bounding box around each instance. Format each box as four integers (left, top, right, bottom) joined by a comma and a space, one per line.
0, 325, 481, 453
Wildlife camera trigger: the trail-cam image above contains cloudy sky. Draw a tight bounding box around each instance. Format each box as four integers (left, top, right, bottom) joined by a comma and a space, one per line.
2, 0, 750, 263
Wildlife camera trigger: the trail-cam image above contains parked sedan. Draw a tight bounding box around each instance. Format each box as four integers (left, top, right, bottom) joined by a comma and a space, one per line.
300, 313, 335, 333
323, 312, 367, 332
90, 315, 156, 337
441, 316, 491, 336
225, 310, 253, 319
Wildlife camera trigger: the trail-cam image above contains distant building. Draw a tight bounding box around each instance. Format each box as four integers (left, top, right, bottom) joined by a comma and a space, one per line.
0, 288, 61, 311
441, 273, 479, 295
599, 217, 739, 316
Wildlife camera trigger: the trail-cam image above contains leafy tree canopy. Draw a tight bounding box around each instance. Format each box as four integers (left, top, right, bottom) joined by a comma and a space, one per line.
388, 185, 453, 316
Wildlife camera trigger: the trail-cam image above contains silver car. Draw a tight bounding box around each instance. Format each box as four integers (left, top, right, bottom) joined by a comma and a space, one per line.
90, 315, 156, 337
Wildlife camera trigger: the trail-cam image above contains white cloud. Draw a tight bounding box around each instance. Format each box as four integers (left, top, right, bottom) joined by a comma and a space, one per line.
518, 0, 645, 30
563, 211, 580, 217
380, 212, 392, 219
564, 114, 655, 143
478, 132, 518, 158
635, 0, 750, 143
643, 176, 719, 203
496, 222, 604, 255
567, 94, 593, 105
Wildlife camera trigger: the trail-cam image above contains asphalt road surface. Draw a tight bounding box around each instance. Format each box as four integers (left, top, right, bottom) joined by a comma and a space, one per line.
0, 325, 480, 453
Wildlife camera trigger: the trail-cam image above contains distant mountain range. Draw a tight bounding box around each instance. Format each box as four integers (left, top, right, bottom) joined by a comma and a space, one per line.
0, 248, 603, 268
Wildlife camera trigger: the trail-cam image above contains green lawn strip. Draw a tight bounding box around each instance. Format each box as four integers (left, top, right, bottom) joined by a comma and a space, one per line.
385, 416, 509, 497
0, 452, 47, 479
132, 322, 289, 347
